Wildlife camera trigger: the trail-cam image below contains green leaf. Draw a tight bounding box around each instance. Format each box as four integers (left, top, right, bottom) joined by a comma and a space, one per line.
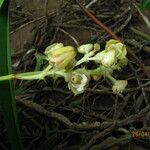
34, 54, 46, 71
140, 0, 150, 10
0, 0, 4, 8
0, 1, 23, 150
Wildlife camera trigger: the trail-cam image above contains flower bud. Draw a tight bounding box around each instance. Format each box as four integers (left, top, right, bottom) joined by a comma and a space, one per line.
78, 44, 93, 54
45, 43, 76, 68
94, 43, 100, 51
112, 80, 128, 93
45, 43, 64, 55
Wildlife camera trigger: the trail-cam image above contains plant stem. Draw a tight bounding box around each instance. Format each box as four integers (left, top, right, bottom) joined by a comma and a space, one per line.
0, 71, 43, 81
0, 74, 13, 81
88, 68, 103, 76
106, 74, 117, 84
75, 51, 95, 66
87, 66, 113, 77
15, 71, 43, 80
0, 68, 67, 81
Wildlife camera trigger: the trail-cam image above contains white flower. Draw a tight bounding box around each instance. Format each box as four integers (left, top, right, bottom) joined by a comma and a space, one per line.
112, 80, 128, 93
66, 69, 90, 95
93, 39, 127, 67
70, 73, 88, 92
78, 44, 93, 54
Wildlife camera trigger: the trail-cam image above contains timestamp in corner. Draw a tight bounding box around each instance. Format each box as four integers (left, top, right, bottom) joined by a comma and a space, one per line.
130, 130, 150, 138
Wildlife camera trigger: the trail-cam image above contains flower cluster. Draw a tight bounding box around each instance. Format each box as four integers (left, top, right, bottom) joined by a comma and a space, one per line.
0, 39, 128, 95
42, 39, 128, 95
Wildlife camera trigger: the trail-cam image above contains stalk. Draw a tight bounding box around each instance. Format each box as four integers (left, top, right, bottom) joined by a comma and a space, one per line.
0, 71, 43, 81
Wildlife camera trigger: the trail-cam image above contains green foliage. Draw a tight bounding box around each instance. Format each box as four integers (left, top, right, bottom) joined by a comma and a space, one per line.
140, 0, 150, 10
35, 54, 46, 71
0, 0, 4, 8
0, 0, 23, 149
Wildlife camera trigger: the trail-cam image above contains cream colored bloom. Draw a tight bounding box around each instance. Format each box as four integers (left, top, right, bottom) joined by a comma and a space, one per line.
67, 69, 90, 95
93, 39, 127, 67
112, 80, 128, 93
44, 43, 76, 68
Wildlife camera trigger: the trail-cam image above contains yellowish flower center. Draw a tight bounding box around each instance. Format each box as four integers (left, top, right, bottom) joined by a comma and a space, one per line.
71, 75, 82, 84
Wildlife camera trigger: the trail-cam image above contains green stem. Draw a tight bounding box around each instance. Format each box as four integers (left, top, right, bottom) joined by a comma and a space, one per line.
35, 54, 47, 71
0, 69, 66, 81
88, 68, 103, 76
75, 51, 95, 66
15, 71, 43, 80
0, 74, 13, 81
87, 66, 113, 76
88, 57, 98, 61
0, 72, 43, 81
106, 74, 117, 84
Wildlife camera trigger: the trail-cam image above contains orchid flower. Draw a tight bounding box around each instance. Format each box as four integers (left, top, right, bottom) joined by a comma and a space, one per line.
65, 68, 90, 95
